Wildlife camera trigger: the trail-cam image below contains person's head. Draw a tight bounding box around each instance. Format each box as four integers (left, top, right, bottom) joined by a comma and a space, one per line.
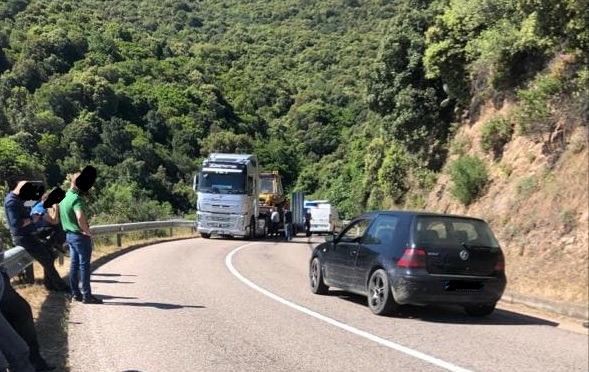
76, 165, 97, 192
43, 187, 66, 208
13, 181, 45, 201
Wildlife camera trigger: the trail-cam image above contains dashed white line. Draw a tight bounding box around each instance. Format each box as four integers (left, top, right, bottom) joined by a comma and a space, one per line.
226, 243, 473, 372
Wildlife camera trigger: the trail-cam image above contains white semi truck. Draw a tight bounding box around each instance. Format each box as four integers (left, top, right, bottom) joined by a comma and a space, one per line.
194, 153, 268, 239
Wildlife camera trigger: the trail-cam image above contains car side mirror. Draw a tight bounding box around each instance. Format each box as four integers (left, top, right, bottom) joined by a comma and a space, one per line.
325, 233, 335, 243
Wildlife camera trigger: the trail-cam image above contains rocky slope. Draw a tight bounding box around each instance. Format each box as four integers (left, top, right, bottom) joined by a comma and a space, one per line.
425, 101, 588, 306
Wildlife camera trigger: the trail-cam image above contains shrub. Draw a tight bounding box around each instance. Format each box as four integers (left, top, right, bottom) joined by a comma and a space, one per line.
480, 116, 513, 158
559, 209, 576, 233
515, 74, 564, 137
448, 155, 489, 205
516, 176, 537, 197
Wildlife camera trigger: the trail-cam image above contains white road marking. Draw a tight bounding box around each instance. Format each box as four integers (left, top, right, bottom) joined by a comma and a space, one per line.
226, 243, 473, 372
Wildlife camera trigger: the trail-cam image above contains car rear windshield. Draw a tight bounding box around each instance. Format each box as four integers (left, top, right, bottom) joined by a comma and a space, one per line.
412, 215, 500, 248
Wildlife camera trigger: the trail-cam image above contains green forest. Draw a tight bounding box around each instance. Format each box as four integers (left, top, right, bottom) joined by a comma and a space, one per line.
1, 0, 587, 242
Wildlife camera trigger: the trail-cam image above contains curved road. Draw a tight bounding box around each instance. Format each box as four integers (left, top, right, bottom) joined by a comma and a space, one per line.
68, 237, 588, 372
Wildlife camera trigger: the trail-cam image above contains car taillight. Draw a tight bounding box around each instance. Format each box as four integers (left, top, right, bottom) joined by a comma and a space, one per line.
494, 251, 505, 271
398, 248, 427, 268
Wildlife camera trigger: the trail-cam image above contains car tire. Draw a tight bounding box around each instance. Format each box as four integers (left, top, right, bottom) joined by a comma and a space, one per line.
200, 233, 211, 239
310, 257, 329, 295
464, 303, 496, 316
367, 269, 398, 316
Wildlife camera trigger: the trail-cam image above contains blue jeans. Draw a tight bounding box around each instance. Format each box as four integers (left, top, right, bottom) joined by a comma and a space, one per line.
284, 223, 292, 241
0, 311, 34, 372
0, 274, 34, 372
0, 272, 38, 371
67, 233, 93, 297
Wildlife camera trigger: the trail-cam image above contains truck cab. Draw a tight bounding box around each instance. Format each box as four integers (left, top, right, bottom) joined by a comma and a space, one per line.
195, 153, 267, 239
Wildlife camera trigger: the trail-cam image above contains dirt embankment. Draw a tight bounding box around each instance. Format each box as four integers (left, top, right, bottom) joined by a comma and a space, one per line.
425, 102, 588, 306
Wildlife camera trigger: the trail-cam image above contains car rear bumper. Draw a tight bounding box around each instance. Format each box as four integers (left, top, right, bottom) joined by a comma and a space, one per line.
390, 273, 506, 305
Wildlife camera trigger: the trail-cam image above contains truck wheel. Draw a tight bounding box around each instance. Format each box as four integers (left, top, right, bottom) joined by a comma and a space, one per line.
200, 233, 211, 239
249, 216, 256, 240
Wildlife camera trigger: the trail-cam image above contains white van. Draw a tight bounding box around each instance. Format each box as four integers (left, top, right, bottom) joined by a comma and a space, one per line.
304, 200, 343, 234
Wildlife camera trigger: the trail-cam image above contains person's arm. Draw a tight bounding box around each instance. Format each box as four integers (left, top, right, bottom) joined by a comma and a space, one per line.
75, 210, 92, 236
5, 198, 38, 229
43, 213, 56, 225
43, 205, 59, 225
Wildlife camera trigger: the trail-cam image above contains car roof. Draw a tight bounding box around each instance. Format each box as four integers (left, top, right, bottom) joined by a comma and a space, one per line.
358, 210, 487, 222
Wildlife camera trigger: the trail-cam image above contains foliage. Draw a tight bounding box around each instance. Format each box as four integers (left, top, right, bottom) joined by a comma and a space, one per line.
448, 155, 489, 205
516, 176, 537, 197
0, 137, 44, 188
377, 141, 411, 205
0, 184, 13, 250
480, 116, 513, 159
515, 74, 564, 137
90, 182, 172, 224
0, 0, 586, 224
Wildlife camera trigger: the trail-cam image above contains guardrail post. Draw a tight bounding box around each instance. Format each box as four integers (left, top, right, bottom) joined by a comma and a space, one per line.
21, 266, 35, 284
117, 233, 122, 247
170, 227, 173, 237
144, 230, 148, 240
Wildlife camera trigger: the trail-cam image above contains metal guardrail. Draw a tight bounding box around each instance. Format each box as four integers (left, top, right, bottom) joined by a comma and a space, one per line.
0, 219, 196, 279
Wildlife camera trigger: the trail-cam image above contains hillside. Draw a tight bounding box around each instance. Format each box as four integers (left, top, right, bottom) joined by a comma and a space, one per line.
425, 99, 588, 306
1, 0, 587, 307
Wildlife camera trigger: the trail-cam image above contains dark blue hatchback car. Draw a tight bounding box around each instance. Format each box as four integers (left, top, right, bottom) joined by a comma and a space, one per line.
309, 210, 506, 316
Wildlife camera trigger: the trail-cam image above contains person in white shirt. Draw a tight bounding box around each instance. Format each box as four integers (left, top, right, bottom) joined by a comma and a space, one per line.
270, 208, 280, 237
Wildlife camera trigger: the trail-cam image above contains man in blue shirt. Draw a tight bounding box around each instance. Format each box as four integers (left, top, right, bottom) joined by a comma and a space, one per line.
3, 181, 69, 292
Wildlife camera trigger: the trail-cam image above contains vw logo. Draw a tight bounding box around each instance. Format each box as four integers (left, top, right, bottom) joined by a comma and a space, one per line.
459, 250, 470, 261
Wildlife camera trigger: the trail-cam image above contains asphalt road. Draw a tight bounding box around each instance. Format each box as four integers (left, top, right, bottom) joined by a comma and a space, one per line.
68, 236, 588, 372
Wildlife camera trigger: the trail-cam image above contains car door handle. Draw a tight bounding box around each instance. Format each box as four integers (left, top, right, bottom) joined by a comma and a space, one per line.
349, 250, 357, 256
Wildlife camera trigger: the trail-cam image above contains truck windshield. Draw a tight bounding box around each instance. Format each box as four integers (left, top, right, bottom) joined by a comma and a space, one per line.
260, 177, 274, 193
198, 170, 246, 194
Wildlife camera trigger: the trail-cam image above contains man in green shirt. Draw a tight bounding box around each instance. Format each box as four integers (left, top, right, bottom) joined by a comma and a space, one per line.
60, 167, 102, 304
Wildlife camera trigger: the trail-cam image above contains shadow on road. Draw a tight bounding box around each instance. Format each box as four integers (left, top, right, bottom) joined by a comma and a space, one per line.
90, 279, 135, 284
331, 290, 560, 327
29, 236, 198, 372
103, 301, 205, 310
90, 272, 137, 283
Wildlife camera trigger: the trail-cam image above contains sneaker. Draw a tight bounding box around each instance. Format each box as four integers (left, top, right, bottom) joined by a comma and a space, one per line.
68, 293, 83, 302
32, 360, 56, 371
82, 295, 103, 304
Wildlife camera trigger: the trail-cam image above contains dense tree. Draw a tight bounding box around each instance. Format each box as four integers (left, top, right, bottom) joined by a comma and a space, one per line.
0, 0, 584, 223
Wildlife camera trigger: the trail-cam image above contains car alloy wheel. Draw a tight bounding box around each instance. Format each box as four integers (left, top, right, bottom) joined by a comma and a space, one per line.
367, 269, 398, 315
310, 257, 328, 295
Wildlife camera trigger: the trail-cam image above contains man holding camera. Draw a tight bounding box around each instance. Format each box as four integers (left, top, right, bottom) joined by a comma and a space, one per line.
3, 181, 69, 292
